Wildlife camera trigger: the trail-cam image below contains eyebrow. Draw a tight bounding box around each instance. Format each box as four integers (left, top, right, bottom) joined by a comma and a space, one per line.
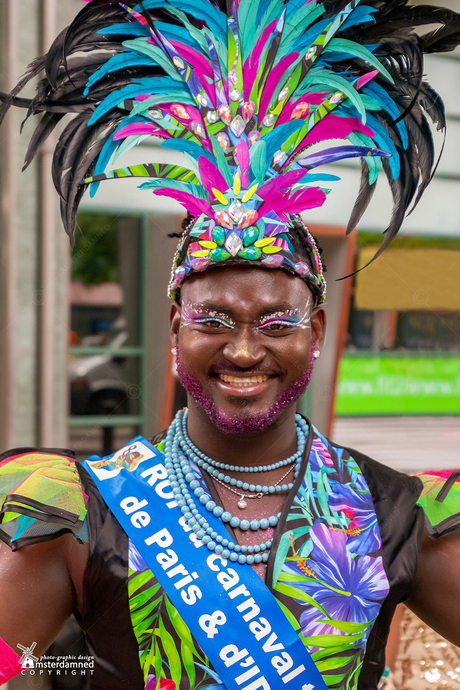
186, 301, 299, 318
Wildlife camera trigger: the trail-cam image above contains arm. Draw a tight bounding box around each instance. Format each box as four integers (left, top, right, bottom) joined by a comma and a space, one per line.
0, 533, 88, 658
405, 524, 460, 646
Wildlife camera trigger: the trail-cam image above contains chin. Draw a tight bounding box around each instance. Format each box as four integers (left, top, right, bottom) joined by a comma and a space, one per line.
176, 348, 315, 435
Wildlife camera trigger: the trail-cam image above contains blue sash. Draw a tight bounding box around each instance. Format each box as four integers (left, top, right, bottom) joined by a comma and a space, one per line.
84, 437, 328, 690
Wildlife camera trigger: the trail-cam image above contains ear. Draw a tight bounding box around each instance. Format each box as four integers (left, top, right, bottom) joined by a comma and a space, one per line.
311, 307, 326, 352
170, 302, 181, 347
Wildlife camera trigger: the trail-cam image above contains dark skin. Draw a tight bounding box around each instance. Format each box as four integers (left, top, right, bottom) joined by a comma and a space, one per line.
1, 265, 460, 662
171, 266, 326, 577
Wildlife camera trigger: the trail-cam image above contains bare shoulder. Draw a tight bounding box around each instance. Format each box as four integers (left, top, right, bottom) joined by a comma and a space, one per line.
0, 534, 88, 656
406, 525, 460, 646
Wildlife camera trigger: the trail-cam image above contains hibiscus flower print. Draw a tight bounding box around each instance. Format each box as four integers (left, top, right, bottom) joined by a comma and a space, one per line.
285, 523, 389, 644
329, 474, 381, 556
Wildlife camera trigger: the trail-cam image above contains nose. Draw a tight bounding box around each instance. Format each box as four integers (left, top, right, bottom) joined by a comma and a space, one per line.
222, 328, 265, 368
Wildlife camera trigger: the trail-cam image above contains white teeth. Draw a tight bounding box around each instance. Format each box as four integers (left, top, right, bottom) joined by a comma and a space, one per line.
219, 374, 269, 386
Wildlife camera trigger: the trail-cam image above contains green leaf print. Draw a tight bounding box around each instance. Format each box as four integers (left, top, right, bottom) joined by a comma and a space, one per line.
277, 600, 301, 631
180, 638, 196, 688
275, 582, 331, 618
302, 632, 364, 648
158, 619, 182, 688
317, 619, 373, 634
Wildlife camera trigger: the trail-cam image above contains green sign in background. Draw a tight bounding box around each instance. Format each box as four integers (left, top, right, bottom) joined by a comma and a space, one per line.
336, 353, 460, 415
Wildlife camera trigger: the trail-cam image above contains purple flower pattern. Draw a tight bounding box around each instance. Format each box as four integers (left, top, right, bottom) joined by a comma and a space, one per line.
275, 427, 390, 688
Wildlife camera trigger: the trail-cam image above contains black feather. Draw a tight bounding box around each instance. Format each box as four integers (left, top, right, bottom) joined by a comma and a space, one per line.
22, 111, 64, 171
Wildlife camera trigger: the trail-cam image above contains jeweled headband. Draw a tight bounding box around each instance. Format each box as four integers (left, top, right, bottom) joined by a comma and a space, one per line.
168, 213, 326, 303
1, 0, 459, 303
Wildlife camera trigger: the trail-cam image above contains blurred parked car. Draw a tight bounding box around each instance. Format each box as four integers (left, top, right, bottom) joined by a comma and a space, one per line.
69, 317, 131, 415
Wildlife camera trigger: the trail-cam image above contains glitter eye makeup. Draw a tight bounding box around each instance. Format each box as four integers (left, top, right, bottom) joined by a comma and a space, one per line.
180, 304, 236, 330
256, 306, 311, 333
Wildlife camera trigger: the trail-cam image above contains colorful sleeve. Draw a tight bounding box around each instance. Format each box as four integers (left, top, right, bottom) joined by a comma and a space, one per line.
0, 449, 88, 550
415, 470, 460, 538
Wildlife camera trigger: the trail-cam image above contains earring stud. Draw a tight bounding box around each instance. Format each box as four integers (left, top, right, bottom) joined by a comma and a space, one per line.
313, 349, 320, 359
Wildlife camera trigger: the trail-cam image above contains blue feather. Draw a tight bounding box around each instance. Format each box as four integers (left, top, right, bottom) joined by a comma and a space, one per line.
90, 116, 146, 196
365, 114, 400, 178
362, 82, 409, 148
161, 139, 215, 165
133, 0, 228, 45
263, 121, 305, 164
155, 22, 203, 52
84, 53, 155, 95
88, 80, 193, 126
97, 23, 150, 38
340, 6, 377, 30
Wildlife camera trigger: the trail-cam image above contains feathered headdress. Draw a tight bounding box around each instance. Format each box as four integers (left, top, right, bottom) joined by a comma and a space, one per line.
2, 0, 460, 302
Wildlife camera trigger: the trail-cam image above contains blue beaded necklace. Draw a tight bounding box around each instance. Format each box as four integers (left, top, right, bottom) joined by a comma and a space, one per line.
164, 409, 308, 565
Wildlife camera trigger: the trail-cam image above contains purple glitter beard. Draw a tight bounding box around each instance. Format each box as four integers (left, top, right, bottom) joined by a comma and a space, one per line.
175, 344, 315, 434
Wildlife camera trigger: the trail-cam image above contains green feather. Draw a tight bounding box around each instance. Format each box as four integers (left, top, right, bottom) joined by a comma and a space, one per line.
249, 140, 267, 186
302, 70, 367, 120
112, 134, 149, 164
326, 38, 394, 84
166, 7, 211, 59
237, 0, 262, 62
123, 39, 183, 82
278, 4, 325, 60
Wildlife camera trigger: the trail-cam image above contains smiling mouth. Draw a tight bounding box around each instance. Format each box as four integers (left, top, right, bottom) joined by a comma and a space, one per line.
218, 374, 270, 387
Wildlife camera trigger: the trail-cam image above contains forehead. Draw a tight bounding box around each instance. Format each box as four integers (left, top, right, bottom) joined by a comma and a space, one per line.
180, 266, 312, 315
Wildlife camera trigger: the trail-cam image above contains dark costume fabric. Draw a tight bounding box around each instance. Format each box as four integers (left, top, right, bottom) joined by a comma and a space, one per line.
1, 421, 458, 690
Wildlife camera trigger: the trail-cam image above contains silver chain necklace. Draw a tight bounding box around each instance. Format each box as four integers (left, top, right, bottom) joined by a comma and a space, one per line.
210, 462, 295, 509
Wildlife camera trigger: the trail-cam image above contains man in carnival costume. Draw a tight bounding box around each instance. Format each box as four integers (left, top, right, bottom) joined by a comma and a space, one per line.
1, 0, 460, 688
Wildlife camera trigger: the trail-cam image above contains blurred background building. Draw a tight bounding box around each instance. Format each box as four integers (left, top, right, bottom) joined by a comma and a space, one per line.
0, 0, 459, 474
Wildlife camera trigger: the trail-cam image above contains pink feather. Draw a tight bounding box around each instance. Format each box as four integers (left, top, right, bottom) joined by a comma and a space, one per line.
198, 156, 229, 193
235, 140, 250, 188
153, 189, 213, 217
258, 187, 326, 218
297, 115, 375, 149
356, 70, 379, 91
169, 40, 217, 108
113, 123, 163, 140
258, 54, 299, 123
257, 170, 307, 199
276, 93, 328, 126
243, 19, 277, 101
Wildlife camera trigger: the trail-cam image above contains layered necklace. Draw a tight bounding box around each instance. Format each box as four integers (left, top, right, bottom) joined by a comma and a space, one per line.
164, 409, 308, 566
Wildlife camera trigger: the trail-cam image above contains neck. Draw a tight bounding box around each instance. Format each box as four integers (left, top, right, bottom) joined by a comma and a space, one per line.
184, 403, 300, 467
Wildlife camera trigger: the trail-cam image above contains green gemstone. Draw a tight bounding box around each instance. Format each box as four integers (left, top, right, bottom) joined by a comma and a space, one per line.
243, 227, 258, 247
210, 248, 231, 262
237, 246, 262, 260
212, 226, 226, 246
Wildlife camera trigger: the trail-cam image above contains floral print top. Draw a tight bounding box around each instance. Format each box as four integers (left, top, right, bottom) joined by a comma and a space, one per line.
1, 422, 456, 690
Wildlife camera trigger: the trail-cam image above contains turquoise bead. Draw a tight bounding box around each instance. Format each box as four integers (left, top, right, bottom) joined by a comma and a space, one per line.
210, 247, 231, 262
162, 409, 309, 567
243, 226, 258, 247
212, 226, 225, 246
237, 246, 261, 260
